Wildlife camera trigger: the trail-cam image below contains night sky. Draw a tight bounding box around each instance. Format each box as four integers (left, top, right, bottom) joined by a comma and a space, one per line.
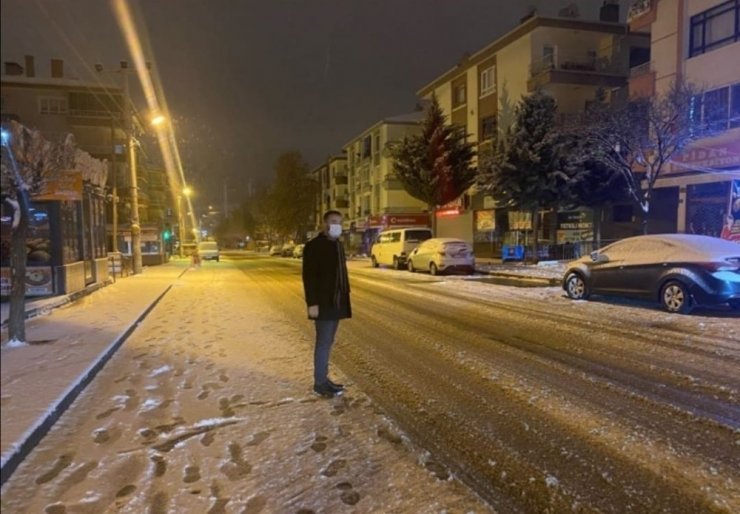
1, 0, 630, 205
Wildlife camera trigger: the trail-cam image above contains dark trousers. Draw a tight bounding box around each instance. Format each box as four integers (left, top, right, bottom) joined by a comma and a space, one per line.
314, 319, 339, 386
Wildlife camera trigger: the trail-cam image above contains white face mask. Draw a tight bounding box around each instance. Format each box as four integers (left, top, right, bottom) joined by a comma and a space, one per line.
328, 223, 343, 239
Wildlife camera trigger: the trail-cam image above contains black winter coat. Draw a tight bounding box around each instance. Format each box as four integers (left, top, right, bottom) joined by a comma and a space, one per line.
302, 233, 352, 320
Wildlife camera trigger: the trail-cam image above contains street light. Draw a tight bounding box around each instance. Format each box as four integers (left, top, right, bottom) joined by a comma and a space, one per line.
0, 129, 10, 145
151, 114, 166, 127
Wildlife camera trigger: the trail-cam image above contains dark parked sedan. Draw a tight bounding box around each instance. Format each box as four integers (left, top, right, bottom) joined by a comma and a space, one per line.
563, 234, 740, 314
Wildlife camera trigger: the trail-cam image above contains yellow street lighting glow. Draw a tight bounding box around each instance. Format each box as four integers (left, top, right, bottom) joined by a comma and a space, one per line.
183, 186, 193, 196
151, 114, 166, 126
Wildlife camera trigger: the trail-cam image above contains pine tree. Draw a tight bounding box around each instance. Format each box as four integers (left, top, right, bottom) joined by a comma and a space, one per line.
477, 90, 569, 261
390, 95, 476, 234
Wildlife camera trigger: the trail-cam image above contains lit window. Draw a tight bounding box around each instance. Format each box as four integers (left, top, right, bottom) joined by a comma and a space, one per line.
480, 66, 496, 96
689, 0, 739, 57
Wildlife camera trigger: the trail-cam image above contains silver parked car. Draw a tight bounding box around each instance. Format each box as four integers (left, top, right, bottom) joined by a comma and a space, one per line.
407, 238, 475, 275
563, 234, 740, 314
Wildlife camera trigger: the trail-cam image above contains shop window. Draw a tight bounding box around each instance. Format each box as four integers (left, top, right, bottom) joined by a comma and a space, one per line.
61, 201, 81, 263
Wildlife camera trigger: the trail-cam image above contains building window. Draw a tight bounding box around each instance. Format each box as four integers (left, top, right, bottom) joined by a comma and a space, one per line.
480, 116, 497, 140
453, 84, 466, 108
480, 66, 495, 96
704, 86, 730, 130
361, 135, 372, 159
731, 83, 740, 128
39, 97, 68, 115
689, 0, 739, 57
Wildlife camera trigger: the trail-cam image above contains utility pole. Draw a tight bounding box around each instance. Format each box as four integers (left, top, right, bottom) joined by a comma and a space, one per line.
109, 117, 118, 253
178, 193, 185, 258
122, 62, 143, 274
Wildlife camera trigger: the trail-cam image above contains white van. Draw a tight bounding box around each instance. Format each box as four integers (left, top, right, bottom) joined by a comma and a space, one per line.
198, 241, 220, 261
370, 227, 432, 270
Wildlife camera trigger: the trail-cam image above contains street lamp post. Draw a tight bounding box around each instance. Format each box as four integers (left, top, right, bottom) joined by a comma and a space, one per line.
178, 186, 192, 258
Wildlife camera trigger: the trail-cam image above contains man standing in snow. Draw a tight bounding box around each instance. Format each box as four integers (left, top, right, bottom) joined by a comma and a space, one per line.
302, 210, 351, 398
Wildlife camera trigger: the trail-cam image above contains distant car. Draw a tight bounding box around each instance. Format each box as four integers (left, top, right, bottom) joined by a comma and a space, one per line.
293, 244, 305, 258
563, 234, 740, 314
269, 245, 282, 256
371, 227, 433, 269
281, 242, 295, 257
198, 241, 220, 262
407, 238, 475, 275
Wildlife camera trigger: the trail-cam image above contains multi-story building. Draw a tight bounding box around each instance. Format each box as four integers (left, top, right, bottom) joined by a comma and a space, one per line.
342, 111, 431, 253
1, 56, 174, 268
416, 4, 650, 255
313, 154, 349, 225
628, 0, 740, 241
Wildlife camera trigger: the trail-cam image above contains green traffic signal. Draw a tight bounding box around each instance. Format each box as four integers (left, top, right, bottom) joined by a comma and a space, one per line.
163, 230, 172, 241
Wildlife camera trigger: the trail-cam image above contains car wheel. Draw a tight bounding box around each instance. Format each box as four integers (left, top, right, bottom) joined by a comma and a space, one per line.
729, 299, 740, 311
565, 273, 590, 300
430, 262, 438, 276
661, 280, 693, 314
408, 260, 416, 273
371, 255, 379, 268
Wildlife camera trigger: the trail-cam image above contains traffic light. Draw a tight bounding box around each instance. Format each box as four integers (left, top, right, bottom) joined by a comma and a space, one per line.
163, 224, 172, 241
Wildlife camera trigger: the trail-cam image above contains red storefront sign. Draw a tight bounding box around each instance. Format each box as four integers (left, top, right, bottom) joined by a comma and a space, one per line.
670, 138, 740, 173
366, 213, 430, 228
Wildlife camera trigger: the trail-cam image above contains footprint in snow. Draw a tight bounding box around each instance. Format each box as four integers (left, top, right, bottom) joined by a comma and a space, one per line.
321, 459, 346, 477
245, 430, 271, 447
183, 464, 201, 483
36, 454, 74, 484
310, 435, 327, 453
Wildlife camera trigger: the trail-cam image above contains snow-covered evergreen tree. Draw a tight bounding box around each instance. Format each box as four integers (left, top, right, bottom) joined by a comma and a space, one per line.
477, 90, 569, 260
390, 95, 476, 234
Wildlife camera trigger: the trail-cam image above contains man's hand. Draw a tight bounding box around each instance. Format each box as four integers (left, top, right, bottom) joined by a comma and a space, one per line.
307, 305, 319, 319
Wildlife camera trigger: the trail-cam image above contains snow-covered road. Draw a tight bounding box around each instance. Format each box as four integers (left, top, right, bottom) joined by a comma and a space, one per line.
2, 253, 738, 513
258, 255, 740, 513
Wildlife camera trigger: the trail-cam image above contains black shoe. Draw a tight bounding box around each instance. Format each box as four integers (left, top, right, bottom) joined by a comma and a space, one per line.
327, 379, 344, 391
313, 383, 343, 398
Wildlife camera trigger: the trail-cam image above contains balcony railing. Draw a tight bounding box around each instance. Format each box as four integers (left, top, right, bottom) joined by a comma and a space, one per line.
629, 61, 651, 78
530, 52, 624, 78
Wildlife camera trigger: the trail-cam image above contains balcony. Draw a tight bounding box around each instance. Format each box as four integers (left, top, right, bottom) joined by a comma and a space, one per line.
627, 0, 655, 32
528, 52, 628, 92
628, 62, 655, 98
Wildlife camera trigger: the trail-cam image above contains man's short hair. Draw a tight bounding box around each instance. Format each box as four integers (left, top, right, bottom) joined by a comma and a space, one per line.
323, 210, 343, 221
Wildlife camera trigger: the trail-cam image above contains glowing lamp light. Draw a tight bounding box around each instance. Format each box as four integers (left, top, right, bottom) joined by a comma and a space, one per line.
151, 115, 166, 127
182, 185, 193, 196
0, 129, 10, 144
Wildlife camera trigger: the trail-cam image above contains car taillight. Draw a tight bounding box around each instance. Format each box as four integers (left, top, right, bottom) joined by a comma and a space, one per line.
698, 261, 740, 272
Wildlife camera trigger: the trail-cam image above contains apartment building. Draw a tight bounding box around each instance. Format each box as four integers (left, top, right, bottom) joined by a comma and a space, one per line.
417, 4, 650, 254
312, 154, 349, 226
341, 111, 431, 254
629, 0, 740, 241
1, 56, 174, 266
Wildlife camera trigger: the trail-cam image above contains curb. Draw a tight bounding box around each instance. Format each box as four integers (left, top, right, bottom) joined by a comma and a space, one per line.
1, 279, 113, 329
475, 269, 561, 287
0, 284, 174, 486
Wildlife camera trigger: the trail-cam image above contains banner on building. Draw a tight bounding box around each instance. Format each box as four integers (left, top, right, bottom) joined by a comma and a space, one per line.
0, 266, 54, 296
556, 210, 593, 243
34, 170, 83, 201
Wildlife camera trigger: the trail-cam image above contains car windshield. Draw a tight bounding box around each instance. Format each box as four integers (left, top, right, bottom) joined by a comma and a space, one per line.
199, 242, 218, 250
